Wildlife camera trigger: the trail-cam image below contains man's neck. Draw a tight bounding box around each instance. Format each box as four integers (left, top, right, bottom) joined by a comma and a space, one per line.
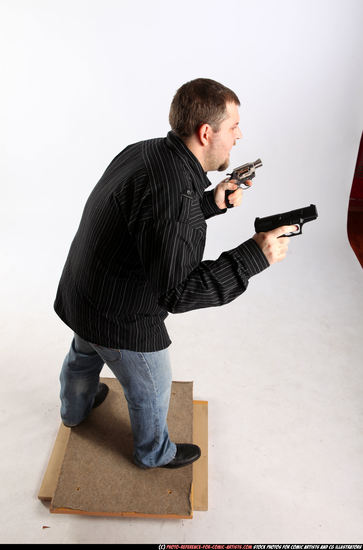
182, 135, 208, 172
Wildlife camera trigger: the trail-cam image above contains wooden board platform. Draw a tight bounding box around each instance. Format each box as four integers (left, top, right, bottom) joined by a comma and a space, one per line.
39, 378, 208, 518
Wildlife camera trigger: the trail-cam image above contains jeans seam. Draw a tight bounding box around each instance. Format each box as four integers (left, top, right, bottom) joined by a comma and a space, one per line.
138, 352, 160, 451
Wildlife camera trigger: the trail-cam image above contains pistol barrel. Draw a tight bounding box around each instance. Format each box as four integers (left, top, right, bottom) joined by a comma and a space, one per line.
254, 204, 318, 234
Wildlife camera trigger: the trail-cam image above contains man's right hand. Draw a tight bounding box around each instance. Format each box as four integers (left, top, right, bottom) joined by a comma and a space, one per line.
252, 225, 298, 265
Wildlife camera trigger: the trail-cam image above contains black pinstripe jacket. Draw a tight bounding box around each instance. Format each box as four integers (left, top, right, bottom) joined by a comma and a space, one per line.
54, 131, 269, 351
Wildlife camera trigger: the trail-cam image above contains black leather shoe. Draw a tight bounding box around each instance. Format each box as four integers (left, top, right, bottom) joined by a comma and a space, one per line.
161, 443, 201, 469
92, 382, 109, 408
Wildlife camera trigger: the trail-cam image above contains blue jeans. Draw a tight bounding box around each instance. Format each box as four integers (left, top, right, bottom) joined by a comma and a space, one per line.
59, 334, 176, 468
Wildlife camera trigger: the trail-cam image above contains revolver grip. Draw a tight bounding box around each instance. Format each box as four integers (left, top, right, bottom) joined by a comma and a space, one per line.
224, 173, 255, 208
225, 189, 235, 209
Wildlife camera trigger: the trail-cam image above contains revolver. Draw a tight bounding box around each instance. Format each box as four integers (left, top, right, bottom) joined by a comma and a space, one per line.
225, 158, 263, 208
254, 204, 318, 237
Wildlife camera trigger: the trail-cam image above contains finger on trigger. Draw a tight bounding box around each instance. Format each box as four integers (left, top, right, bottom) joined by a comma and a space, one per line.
273, 225, 299, 237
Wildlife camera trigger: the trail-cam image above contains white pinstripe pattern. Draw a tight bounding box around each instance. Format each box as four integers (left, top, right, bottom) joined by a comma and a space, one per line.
54, 132, 269, 351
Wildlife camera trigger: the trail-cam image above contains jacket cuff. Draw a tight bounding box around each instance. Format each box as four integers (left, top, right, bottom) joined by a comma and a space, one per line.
201, 190, 227, 219
233, 238, 270, 277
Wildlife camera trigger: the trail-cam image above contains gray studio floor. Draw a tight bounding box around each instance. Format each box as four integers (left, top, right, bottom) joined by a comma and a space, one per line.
1, 236, 362, 544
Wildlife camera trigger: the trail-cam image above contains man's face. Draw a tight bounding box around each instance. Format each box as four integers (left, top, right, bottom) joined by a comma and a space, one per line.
206, 102, 242, 172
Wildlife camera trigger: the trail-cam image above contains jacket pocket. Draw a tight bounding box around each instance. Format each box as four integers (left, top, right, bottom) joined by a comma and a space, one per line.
178, 191, 193, 222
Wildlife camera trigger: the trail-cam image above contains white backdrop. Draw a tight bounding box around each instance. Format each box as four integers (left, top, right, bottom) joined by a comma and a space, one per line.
1, 0, 363, 544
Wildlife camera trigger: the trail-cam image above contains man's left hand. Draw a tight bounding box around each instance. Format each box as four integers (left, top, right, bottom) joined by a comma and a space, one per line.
214, 178, 252, 210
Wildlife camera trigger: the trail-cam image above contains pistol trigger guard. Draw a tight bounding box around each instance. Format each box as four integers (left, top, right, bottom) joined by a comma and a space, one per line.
287, 224, 301, 237
278, 224, 302, 238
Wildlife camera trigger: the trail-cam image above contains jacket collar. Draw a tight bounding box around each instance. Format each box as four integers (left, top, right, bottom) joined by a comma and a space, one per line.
165, 131, 212, 196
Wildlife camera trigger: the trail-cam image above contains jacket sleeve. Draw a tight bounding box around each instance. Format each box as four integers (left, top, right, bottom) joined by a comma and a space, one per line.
200, 189, 227, 219
134, 218, 269, 314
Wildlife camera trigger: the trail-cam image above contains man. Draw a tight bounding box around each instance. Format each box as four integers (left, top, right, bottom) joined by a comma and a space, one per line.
54, 78, 295, 469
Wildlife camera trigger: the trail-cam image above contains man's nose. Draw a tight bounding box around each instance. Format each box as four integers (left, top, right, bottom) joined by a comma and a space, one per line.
236, 127, 242, 139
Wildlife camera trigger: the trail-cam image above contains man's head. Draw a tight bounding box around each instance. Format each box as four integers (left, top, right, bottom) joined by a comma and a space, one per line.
169, 78, 242, 172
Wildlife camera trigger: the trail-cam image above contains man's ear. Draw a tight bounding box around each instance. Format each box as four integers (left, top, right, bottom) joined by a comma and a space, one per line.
197, 123, 212, 146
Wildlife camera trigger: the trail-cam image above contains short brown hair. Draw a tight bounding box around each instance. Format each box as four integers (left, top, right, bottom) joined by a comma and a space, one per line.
169, 78, 240, 138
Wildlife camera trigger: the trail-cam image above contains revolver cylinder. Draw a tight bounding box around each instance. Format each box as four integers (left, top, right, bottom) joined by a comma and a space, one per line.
225, 158, 263, 208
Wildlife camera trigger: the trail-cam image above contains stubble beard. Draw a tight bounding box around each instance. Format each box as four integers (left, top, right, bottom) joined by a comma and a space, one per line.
205, 151, 230, 172
217, 157, 230, 172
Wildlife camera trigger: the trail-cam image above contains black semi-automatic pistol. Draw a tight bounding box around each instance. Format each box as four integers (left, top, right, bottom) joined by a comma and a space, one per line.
225, 158, 263, 208
254, 204, 318, 237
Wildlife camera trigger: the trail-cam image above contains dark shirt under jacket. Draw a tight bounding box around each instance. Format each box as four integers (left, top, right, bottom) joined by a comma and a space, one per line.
54, 131, 270, 352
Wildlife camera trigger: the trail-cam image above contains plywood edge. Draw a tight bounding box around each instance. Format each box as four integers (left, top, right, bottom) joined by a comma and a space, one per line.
49, 506, 193, 519
38, 424, 71, 501
193, 401, 208, 511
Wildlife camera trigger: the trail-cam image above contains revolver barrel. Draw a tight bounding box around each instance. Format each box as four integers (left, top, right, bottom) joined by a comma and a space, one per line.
230, 158, 263, 180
